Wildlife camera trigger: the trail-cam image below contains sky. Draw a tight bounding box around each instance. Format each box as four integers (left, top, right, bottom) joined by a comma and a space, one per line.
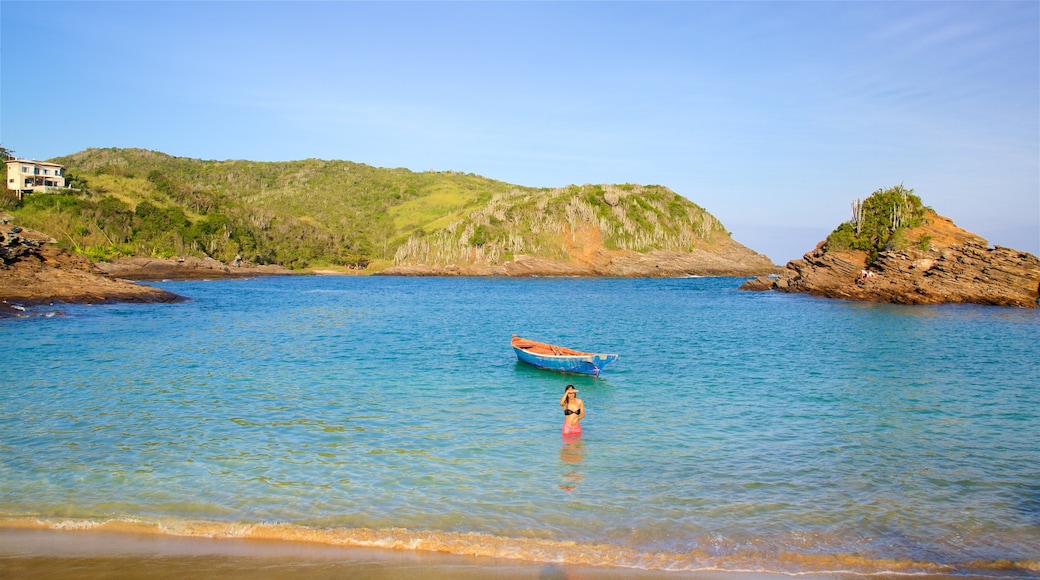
2, 1, 1037, 264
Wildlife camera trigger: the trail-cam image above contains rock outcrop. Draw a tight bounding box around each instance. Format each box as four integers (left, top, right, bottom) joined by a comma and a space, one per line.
381, 226, 779, 277
741, 213, 1040, 308
95, 256, 294, 280
1, 214, 185, 317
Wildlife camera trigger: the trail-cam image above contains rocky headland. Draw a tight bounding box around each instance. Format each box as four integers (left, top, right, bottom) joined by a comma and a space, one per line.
741, 211, 1040, 308
381, 225, 779, 277
0, 215, 187, 317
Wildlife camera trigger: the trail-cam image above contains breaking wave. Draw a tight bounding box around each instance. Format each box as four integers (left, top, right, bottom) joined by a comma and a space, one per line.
3, 517, 1038, 577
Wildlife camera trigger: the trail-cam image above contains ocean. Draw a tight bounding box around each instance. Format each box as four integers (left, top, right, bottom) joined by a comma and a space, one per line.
2, 275, 1038, 577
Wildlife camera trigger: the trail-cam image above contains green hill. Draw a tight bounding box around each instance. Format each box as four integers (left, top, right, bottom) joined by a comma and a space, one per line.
3, 148, 737, 271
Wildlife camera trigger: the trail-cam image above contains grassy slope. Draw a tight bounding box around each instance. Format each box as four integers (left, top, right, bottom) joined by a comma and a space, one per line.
6, 147, 736, 271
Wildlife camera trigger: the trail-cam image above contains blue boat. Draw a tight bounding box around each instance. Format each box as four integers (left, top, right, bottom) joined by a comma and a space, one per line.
511, 335, 618, 376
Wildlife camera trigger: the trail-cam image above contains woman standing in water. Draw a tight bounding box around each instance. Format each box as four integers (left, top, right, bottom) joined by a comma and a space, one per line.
559, 384, 584, 437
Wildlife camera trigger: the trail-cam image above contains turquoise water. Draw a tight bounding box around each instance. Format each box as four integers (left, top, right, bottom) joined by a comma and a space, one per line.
2, 276, 1038, 576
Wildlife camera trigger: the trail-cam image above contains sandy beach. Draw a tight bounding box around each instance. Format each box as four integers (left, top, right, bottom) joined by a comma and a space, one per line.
0, 527, 832, 580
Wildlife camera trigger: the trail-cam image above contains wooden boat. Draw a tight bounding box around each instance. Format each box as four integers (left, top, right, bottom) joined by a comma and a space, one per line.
511, 335, 618, 376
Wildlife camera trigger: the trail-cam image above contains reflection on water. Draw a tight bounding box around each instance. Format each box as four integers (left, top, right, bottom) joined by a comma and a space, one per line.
1017, 484, 1040, 526
559, 438, 584, 493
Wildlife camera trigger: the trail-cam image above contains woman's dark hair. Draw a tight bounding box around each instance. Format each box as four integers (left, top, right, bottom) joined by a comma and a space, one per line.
564, 384, 576, 394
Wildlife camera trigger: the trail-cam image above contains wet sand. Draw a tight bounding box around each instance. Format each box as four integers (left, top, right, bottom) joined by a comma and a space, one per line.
0, 528, 904, 580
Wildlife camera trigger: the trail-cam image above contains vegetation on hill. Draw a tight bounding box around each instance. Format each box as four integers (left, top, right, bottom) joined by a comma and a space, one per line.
392, 183, 727, 266
824, 184, 930, 263
3, 147, 733, 270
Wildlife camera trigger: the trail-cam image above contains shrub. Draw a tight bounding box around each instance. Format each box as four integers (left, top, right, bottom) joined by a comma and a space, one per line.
825, 184, 926, 263
469, 224, 489, 247
66, 171, 90, 191
0, 190, 19, 209
134, 201, 188, 235
886, 228, 909, 251
82, 244, 132, 262
825, 223, 861, 252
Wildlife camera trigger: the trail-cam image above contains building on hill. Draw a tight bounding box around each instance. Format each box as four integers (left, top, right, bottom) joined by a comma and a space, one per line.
5, 159, 69, 199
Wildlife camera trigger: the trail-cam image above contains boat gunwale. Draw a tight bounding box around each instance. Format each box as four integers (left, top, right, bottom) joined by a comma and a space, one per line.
510, 336, 617, 361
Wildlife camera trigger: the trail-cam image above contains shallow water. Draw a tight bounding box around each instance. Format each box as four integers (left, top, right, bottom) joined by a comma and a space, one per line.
2, 276, 1038, 576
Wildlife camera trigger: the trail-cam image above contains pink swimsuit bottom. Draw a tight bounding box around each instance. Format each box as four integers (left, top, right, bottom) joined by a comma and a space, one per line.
562, 422, 582, 436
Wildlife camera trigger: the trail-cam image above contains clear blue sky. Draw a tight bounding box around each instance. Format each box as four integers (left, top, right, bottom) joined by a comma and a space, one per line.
2, 1, 1037, 263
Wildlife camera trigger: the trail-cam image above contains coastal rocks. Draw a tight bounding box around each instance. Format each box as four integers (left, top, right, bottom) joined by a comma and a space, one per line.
383, 256, 591, 277
381, 231, 779, 278
382, 251, 778, 277
741, 213, 1040, 308
1, 226, 49, 264
95, 255, 294, 281
608, 246, 779, 277
0, 216, 185, 317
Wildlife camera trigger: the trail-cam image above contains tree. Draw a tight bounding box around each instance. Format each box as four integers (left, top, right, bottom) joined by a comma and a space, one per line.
0, 145, 14, 162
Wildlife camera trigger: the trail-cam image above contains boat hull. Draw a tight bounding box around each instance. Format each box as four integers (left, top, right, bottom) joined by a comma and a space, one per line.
511, 335, 618, 376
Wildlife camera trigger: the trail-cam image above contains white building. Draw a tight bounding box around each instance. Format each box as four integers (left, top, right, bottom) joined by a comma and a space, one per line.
6, 159, 69, 199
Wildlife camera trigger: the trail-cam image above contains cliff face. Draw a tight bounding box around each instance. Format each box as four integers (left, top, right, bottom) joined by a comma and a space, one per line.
381, 224, 779, 277
0, 214, 185, 317
385, 183, 781, 277
741, 213, 1040, 308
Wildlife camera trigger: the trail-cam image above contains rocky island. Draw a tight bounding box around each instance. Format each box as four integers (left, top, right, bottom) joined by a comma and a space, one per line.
741, 186, 1040, 308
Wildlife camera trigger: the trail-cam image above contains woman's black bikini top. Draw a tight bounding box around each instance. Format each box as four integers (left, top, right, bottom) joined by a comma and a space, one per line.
564, 407, 580, 416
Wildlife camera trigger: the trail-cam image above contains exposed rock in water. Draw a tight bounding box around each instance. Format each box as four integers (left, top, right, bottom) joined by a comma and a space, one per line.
96, 255, 295, 280
741, 212, 1040, 308
1, 215, 186, 317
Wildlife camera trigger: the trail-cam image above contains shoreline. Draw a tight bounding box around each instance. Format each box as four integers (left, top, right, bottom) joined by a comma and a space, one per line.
0, 526, 967, 580
1, 527, 637, 580
0, 517, 1022, 579
94, 256, 297, 281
